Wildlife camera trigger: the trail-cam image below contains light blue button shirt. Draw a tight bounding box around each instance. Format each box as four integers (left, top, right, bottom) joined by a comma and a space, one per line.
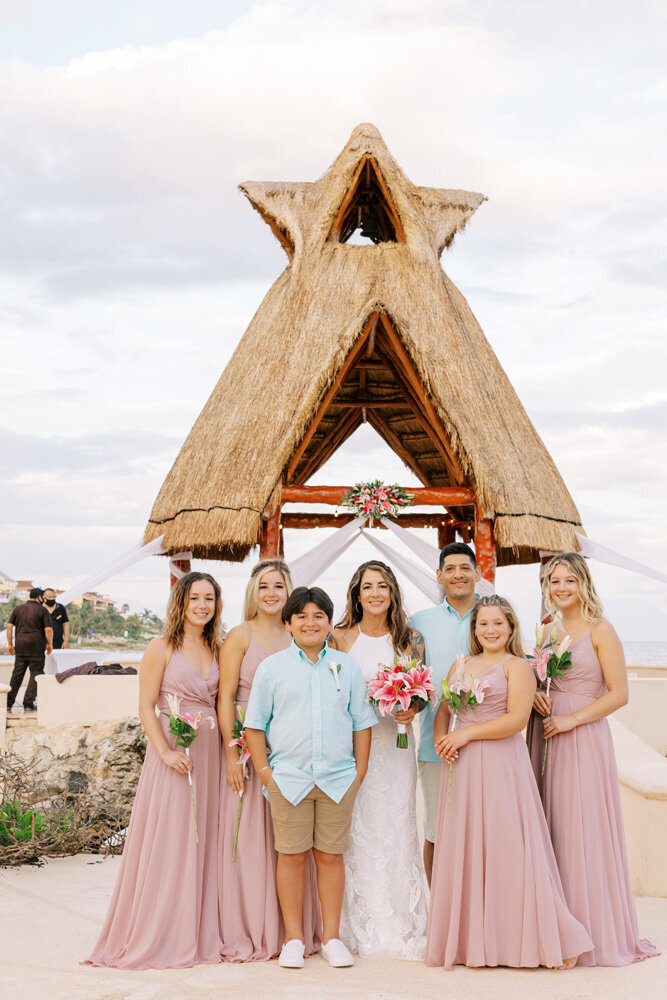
409, 600, 475, 763
244, 640, 378, 805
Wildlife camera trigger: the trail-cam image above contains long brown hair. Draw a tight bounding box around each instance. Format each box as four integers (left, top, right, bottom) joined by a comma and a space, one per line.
335, 560, 411, 653
469, 595, 525, 658
163, 572, 223, 658
542, 553, 604, 623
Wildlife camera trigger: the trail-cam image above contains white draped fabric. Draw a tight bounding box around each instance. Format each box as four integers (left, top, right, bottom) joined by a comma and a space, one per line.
574, 533, 667, 585
168, 551, 194, 580
289, 516, 366, 587
57, 535, 167, 606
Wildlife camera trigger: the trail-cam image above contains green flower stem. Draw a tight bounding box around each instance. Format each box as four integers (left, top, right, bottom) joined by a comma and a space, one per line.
185, 747, 199, 844
232, 794, 243, 861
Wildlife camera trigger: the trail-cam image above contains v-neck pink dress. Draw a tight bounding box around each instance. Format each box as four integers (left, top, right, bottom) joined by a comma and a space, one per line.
86, 649, 222, 969
218, 636, 322, 961
538, 632, 659, 965
426, 660, 592, 969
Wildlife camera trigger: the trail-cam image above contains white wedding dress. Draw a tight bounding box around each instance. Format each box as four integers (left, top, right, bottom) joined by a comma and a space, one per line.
340, 630, 428, 960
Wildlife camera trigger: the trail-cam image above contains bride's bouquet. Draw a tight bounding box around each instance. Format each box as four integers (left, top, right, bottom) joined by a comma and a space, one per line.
440, 656, 491, 806
367, 652, 437, 748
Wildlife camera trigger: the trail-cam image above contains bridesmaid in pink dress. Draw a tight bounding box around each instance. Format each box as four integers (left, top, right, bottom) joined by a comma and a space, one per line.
218, 558, 321, 961
426, 595, 591, 970
533, 553, 658, 966
86, 572, 223, 969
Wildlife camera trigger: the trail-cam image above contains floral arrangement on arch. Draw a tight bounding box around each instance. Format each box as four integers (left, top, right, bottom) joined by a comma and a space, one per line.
339, 480, 413, 519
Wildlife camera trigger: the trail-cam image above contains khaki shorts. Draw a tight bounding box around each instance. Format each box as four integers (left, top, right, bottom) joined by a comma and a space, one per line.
418, 760, 442, 843
267, 774, 361, 855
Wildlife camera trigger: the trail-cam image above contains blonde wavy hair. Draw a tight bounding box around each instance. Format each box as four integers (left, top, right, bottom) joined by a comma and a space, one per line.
243, 558, 293, 621
335, 560, 412, 653
469, 595, 525, 658
163, 572, 223, 658
542, 553, 604, 623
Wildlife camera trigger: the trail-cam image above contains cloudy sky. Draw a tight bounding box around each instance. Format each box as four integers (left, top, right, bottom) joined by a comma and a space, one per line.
1, 1, 666, 641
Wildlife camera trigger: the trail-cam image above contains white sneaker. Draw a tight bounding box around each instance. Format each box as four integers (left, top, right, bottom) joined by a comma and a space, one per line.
321, 938, 354, 967
278, 939, 305, 968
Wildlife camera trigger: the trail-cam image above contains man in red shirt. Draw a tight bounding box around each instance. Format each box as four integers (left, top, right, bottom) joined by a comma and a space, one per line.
6, 588, 53, 713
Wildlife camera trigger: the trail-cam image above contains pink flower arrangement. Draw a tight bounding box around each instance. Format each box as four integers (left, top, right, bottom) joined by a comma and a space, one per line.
367, 652, 437, 748
527, 625, 573, 773
229, 705, 251, 861
340, 480, 413, 520
162, 693, 215, 843
440, 656, 491, 806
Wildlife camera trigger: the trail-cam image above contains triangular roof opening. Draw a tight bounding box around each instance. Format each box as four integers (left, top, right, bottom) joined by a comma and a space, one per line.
328, 156, 405, 244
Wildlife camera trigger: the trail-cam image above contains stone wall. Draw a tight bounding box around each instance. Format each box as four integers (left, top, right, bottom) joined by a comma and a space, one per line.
5, 718, 146, 814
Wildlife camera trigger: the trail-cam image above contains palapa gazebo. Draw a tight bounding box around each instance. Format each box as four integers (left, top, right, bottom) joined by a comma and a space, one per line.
145, 123, 583, 584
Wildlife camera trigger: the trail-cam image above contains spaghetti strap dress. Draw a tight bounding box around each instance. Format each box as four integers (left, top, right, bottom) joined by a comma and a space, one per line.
426, 660, 592, 969
539, 632, 659, 965
85, 649, 222, 969
218, 636, 322, 961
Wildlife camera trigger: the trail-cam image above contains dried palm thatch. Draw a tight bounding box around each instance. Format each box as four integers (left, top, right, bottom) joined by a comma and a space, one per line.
145, 123, 583, 566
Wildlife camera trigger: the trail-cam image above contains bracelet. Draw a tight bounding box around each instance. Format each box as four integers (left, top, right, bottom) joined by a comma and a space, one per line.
258, 765, 271, 776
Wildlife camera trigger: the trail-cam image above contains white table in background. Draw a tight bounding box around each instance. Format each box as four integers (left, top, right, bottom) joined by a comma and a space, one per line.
44, 649, 107, 676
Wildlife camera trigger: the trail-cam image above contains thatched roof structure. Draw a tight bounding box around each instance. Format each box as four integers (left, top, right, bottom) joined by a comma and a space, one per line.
145, 123, 583, 566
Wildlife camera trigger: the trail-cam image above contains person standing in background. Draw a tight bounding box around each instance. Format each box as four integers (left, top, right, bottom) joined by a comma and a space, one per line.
6, 587, 53, 713
408, 543, 480, 886
43, 588, 70, 649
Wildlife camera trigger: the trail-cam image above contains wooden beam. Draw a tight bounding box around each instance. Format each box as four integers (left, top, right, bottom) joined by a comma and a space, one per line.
285, 311, 379, 482
368, 157, 406, 241
297, 410, 361, 484
366, 410, 431, 487
376, 314, 465, 483
438, 523, 456, 550
260, 507, 282, 558
474, 505, 497, 583
329, 396, 410, 409
327, 156, 368, 242
282, 512, 458, 529
282, 485, 475, 505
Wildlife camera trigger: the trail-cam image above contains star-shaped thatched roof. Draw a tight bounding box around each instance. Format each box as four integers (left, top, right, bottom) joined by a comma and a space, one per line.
145, 123, 583, 564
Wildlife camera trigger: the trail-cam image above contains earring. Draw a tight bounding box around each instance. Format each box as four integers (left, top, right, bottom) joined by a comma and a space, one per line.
355, 600, 362, 615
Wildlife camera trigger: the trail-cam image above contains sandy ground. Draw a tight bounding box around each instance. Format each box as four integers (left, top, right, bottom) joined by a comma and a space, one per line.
0, 854, 664, 1000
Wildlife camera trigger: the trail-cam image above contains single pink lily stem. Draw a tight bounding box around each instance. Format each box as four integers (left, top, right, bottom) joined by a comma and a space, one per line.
448, 714, 457, 808
185, 746, 199, 844
541, 677, 552, 776
232, 791, 243, 862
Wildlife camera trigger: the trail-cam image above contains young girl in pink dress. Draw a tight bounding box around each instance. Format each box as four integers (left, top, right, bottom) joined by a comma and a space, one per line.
86, 572, 223, 969
426, 595, 591, 970
530, 553, 658, 966
217, 558, 321, 961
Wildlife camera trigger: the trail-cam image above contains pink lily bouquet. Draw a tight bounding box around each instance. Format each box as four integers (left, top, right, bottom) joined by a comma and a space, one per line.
527, 624, 573, 774
367, 652, 437, 748
162, 693, 215, 843
440, 656, 491, 806
229, 705, 251, 862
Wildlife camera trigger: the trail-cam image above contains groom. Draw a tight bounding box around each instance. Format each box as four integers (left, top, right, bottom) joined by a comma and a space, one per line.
409, 542, 480, 885
245, 585, 377, 969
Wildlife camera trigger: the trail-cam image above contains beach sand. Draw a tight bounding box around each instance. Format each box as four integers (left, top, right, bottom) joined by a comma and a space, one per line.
0, 854, 664, 1000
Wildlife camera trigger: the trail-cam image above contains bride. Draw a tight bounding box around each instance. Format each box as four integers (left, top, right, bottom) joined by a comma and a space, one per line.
332, 560, 428, 960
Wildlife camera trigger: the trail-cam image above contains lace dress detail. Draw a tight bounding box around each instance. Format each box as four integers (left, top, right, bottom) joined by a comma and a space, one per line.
340, 631, 428, 960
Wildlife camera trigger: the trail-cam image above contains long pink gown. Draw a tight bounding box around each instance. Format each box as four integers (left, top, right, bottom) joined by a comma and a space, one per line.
537, 632, 659, 966
85, 650, 222, 969
426, 661, 592, 970
218, 636, 322, 961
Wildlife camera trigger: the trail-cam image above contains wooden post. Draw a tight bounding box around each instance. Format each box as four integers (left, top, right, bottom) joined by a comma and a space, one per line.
474, 507, 496, 583
170, 558, 191, 589
260, 507, 282, 557
437, 522, 456, 551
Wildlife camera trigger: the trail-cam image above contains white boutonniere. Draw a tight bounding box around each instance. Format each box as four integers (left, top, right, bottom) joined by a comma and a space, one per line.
328, 660, 342, 691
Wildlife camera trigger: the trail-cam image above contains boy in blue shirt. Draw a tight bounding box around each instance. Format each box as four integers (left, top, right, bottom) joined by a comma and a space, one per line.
245, 585, 377, 969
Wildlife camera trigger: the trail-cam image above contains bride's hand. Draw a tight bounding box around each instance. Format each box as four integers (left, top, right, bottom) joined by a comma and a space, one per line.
395, 706, 417, 724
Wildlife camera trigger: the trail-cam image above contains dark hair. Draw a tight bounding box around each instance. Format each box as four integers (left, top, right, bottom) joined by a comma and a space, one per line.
29, 587, 44, 600
439, 542, 476, 570
283, 586, 334, 623
335, 560, 411, 653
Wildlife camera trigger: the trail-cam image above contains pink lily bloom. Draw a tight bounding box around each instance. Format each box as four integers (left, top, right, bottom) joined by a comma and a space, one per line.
531, 647, 551, 683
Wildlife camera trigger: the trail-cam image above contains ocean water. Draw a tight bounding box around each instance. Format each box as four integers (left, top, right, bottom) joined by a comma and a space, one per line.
622, 641, 667, 667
